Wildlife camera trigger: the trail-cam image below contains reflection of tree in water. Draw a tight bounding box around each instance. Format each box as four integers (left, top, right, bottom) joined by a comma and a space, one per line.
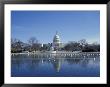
12, 55, 41, 71
80, 58, 89, 67
65, 58, 82, 65
26, 54, 42, 71
81, 57, 99, 68
11, 56, 23, 71
82, 57, 99, 67
65, 58, 90, 68
65, 58, 91, 68
28, 58, 41, 71
30, 54, 40, 58
12, 55, 22, 58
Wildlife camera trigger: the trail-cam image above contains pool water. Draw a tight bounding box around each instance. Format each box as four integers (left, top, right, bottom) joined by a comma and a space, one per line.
11, 54, 100, 77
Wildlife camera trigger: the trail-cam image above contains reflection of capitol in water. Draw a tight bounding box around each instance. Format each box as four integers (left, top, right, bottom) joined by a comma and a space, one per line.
49, 58, 61, 72
11, 54, 99, 73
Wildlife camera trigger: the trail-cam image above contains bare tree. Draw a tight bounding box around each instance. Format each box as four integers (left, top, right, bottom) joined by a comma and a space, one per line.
78, 39, 88, 50
11, 38, 23, 53
78, 39, 87, 46
28, 37, 38, 46
28, 37, 40, 51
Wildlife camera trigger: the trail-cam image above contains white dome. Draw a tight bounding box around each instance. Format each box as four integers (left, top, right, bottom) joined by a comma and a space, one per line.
54, 35, 60, 39
53, 32, 60, 43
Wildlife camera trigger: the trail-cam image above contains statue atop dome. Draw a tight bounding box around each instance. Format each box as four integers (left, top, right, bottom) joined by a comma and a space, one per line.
56, 31, 58, 35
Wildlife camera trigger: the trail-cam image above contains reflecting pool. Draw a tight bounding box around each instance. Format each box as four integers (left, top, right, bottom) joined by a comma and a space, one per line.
11, 54, 100, 77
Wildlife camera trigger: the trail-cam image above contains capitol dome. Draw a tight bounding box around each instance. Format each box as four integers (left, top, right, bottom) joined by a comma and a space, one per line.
52, 31, 62, 51
53, 32, 60, 43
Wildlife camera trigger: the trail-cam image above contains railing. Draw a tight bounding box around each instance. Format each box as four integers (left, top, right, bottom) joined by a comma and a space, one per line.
11, 51, 100, 58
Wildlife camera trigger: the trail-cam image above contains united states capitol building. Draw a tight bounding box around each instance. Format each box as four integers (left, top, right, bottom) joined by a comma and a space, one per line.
40, 31, 66, 53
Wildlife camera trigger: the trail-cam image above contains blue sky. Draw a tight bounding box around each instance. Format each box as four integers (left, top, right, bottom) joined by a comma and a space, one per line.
11, 11, 100, 44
